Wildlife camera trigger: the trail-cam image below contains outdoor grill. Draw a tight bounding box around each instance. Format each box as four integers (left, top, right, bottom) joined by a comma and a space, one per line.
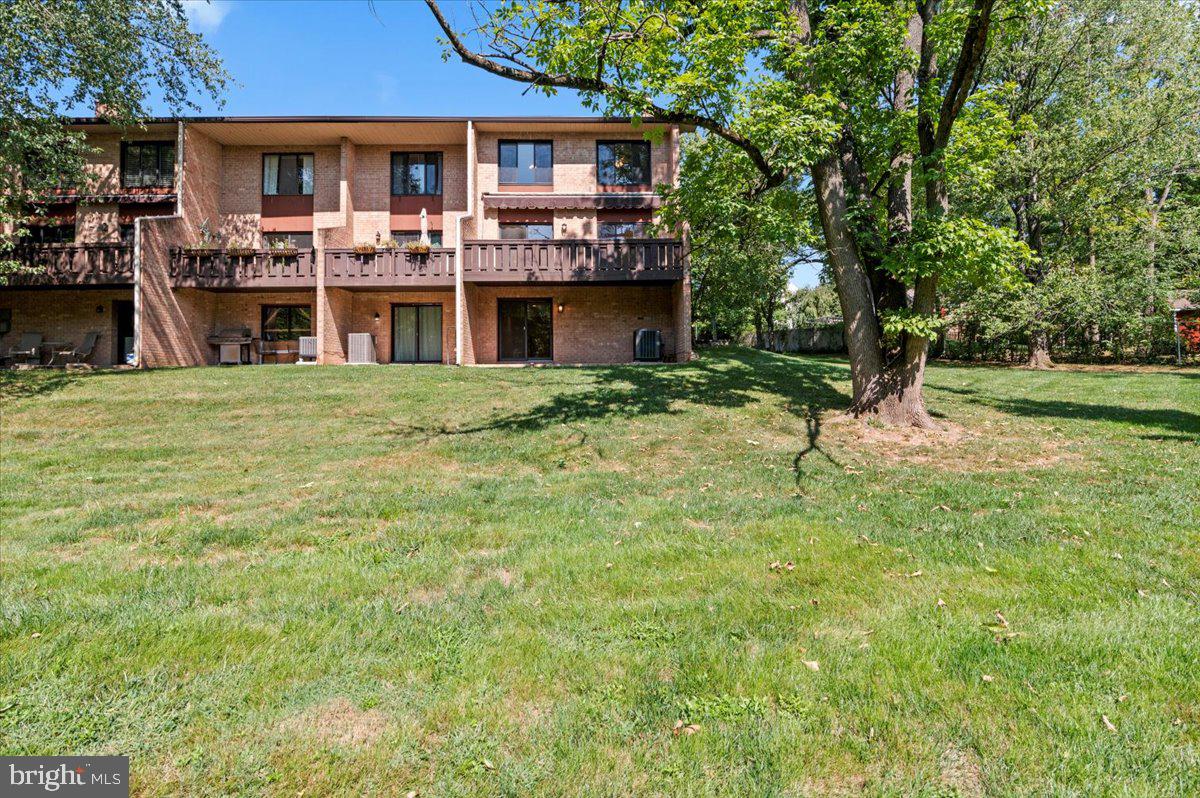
206, 327, 253, 365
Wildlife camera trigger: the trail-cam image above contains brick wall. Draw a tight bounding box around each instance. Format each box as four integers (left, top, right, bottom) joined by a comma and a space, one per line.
345, 291, 456, 364
0, 289, 133, 366
140, 125, 218, 368
464, 284, 676, 365
219, 144, 341, 245
351, 145, 468, 246
474, 130, 673, 239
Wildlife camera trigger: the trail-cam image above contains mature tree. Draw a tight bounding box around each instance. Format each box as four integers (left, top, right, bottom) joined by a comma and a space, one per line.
427, 0, 1033, 427
984, 0, 1200, 366
659, 135, 813, 346
0, 0, 229, 273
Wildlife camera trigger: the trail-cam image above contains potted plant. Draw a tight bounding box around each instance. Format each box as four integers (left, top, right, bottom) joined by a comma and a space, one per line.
268, 240, 298, 258
353, 242, 378, 255
404, 240, 431, 256
226, 242, 256, 258
380, 237, 400, 250
183, 219, 221, 255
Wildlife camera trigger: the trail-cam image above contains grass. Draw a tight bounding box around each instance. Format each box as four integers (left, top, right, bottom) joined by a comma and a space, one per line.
0, 348, 1196, 797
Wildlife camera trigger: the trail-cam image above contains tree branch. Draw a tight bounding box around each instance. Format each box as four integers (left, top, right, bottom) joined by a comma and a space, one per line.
424, 0, 784, 187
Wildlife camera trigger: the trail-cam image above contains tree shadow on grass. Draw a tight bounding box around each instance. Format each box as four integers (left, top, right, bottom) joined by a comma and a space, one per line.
390, 347, 853, 472
935, 384, 1199, 439
0, 368, 82, 403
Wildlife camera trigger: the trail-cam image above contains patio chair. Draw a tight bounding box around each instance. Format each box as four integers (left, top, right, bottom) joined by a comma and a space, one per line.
4, 332, 42, 366
52, 332, 99, 365
256, 335, 293, 364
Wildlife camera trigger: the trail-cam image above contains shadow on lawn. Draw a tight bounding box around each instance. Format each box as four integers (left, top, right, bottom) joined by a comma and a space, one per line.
0, 368, 82, 403
936, 384, 1199, 438
392, 347, 853, 471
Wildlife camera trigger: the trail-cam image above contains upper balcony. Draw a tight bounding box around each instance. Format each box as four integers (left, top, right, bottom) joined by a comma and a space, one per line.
170, 248, 317, 290
324, 247, 456, 289
461, 239, 685, 284
4, 244, 134, 287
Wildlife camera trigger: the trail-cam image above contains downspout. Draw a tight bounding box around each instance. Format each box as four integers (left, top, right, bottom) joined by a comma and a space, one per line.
132, 120, 186, 368
454, 120, 475, 365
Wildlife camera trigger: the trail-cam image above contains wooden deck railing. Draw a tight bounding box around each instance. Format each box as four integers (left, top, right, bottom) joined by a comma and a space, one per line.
5, 243, 134, 286
461, 239, 685, 283
324, 248, 456, 289
170, 249, 317, 289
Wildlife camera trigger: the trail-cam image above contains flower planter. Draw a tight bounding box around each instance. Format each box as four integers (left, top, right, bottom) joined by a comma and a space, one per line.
226, 247, 257, 258
353, 245, 378, 256
183, 247, 220, 256
269, 247, 299, 258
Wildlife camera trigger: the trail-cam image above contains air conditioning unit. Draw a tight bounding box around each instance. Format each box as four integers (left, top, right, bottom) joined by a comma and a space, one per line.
634, 328, 663, 362
297, 336, 318, 364
347, 333, 376, 364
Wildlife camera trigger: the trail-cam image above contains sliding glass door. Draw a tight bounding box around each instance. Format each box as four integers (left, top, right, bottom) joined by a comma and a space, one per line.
391, 304, 443, 363
498, 299, 553, 362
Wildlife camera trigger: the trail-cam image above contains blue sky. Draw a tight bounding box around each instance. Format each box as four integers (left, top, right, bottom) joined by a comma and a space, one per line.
150, 1, 821, 287
171, 0, 592, 116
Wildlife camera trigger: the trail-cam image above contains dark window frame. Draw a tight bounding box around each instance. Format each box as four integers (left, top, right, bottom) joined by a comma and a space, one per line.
497, 298, 554, 362
498, 223, 553, 241
498, 140, 554, 186
262, 152, 315, 197
390, 302, 444, 363
262, 232, 315, 250
391, 230, 444, 247
596, 140, 652, 187
120, 140, 176, 189
260, 304, 313, 341
390, 152, 443, 196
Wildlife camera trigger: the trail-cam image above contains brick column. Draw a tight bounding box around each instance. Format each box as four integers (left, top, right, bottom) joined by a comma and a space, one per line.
673, 277, 693, 362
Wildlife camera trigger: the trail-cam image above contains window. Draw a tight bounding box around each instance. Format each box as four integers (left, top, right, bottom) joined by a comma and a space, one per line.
121, 141, 176, 189
262, 232, 314, 249
499, 141, 553, 185
391, 152, 442, 195
262, 154, 314, 196
119, 224, 135, 245
499, 223, 553, 240
392, 304, 443, 363
597, 141, 651, 187
261, 305, 312, 341
392, 231, 443, 247
22, 224, 75, 245
498, 299, 553, 361
599, 221, 649, 239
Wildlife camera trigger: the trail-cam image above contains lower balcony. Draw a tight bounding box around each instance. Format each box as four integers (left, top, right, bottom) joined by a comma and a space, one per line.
461, 239, 685, 283
170, 248, 317, 290
324, 248, 456, 289
5, 244, 133, 287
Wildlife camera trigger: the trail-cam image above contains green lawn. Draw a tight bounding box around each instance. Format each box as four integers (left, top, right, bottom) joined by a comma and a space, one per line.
1, 349, 1196, 797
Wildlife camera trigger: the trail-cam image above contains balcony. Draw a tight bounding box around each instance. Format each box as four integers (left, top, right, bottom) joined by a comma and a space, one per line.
461, 239, 685, 283
324, 248, 456, 289
4, 244, 134, 287
170, 249, 317, 290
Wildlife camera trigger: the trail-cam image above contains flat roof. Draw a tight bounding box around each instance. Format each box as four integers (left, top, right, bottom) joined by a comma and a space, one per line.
66, 115, 682, 125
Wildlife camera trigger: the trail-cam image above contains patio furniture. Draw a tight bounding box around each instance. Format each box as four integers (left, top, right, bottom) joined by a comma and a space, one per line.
256, 336, 295, 364
51, 332, 99, 365
5, 333, 43, 366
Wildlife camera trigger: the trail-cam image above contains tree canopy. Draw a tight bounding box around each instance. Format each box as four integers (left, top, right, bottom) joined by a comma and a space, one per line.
0, 0, 229, 270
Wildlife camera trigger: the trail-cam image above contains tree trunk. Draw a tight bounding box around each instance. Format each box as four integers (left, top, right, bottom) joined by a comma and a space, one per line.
811, 153, 935, 427
1026, 329, 1054, 369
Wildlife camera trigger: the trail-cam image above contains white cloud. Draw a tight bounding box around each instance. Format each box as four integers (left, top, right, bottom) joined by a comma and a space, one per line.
183, 0, 234, 33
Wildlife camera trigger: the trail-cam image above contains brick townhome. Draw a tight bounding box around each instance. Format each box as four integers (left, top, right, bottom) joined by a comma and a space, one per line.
2, 117, 692, 367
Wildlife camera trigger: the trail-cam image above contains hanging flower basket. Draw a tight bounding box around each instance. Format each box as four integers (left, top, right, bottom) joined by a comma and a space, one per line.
353, 244, 378, 256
